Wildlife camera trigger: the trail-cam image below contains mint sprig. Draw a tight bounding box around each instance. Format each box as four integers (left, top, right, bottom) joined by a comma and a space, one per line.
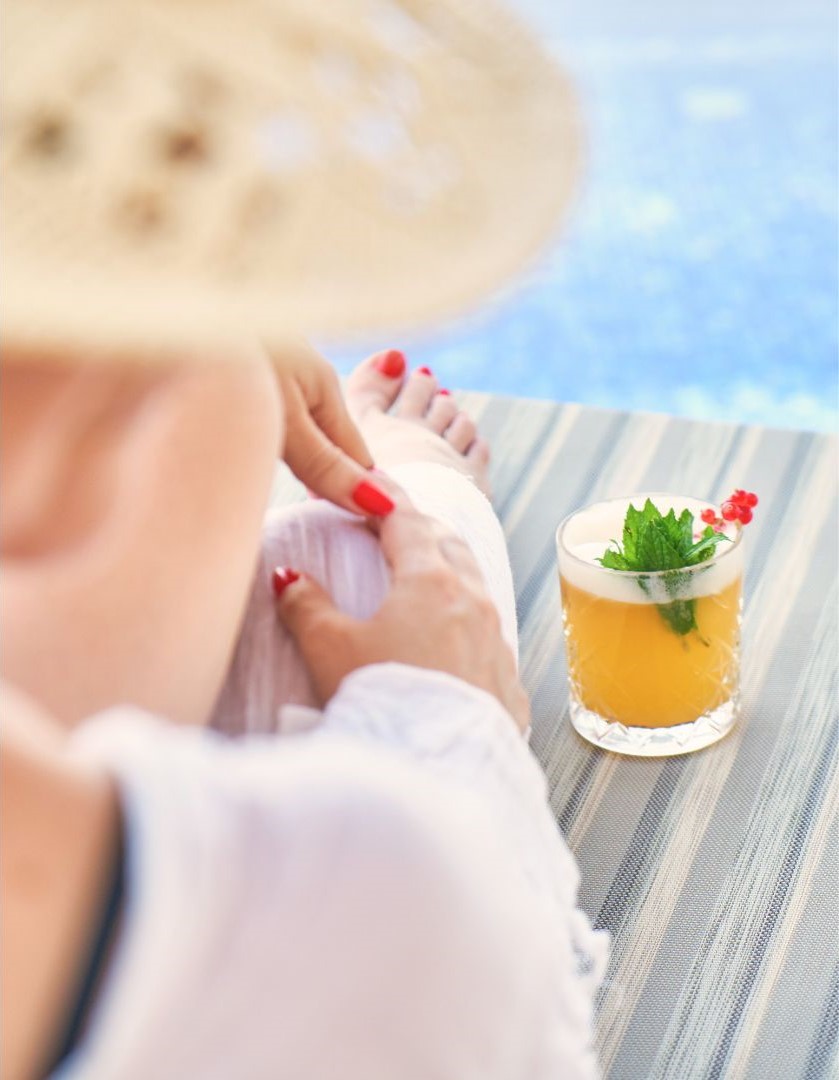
597, 498, 730, 636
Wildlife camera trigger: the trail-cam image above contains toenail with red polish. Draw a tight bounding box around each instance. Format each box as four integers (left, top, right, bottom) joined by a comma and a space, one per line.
272, 567, 301, 598
438, 388, 451, 396
416, 365, 433, 376
352, 480, 395, 516
375, 349, 406, 378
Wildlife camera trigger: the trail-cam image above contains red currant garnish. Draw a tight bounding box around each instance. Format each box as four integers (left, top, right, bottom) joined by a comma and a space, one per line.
721, 502, 740, 522
722, 488, 759, 524
701, 508, 717, 524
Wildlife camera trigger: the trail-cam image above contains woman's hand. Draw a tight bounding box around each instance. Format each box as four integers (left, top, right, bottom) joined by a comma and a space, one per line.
269, 341, 395, 517
272, 485, 531, 734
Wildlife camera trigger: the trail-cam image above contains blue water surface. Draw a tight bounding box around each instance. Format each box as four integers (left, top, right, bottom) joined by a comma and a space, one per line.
332, 0, 838, 432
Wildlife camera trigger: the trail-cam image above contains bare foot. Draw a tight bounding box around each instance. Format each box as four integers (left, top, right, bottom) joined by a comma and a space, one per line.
345, 351, 492, 497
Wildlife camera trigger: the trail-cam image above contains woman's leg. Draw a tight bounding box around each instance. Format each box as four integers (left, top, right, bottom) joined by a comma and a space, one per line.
212, 358, 518, 735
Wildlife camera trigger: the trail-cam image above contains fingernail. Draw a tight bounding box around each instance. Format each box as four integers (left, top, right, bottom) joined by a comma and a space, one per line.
352, 480, 395, 516
416, 365, 433, 376
272, 567, 301, 598
374, 349, 406, 378
438, 388, 451, 396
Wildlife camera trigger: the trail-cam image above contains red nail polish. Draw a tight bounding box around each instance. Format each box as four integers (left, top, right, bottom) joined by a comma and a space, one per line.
374, 349, 406, 378
272, 567, 301, 598
438, 388, 451, 396
416, 365, 433, 376
352, 480, 395, 516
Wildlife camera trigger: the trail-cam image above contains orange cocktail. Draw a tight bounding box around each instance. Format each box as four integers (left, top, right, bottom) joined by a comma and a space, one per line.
557, 494, 744, 757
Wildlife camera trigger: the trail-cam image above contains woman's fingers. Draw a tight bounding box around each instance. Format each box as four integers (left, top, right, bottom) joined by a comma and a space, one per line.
282, 381, 395, 517
269, 340, 391, 514
272, 570, 357, 703
271, 339, 373, 469
273, 500, 530, 733
307, 369, 374, 471
376, 502, 451, 578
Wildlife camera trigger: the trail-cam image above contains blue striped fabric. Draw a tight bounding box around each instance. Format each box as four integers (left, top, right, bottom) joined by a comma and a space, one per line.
459, 393, 838, 1080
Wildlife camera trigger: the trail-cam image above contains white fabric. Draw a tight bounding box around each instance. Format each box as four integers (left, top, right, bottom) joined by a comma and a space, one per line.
212, 462, 520, 732
56, 462, 608, 1080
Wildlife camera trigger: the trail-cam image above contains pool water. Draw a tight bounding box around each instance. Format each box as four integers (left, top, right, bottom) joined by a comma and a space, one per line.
332, 0, 837, 433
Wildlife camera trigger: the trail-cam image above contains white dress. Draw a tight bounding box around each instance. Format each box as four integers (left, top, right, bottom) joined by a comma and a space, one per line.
56, 463, 609, 1080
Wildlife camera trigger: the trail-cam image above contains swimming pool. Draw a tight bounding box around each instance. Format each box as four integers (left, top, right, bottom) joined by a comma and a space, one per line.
332, 0, 837, 433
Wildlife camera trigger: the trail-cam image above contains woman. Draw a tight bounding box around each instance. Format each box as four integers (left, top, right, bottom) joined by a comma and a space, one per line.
2, 1, 606, 1075
2, 345, 607, 1079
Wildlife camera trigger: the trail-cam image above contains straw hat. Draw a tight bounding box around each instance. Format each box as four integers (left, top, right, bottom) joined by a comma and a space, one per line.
1, 0, 580, 359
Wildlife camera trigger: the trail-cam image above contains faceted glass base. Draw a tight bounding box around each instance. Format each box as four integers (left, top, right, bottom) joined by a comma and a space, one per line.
569, 693, 739, 757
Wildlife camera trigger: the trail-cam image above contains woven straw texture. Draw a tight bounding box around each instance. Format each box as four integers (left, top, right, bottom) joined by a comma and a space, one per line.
1, 0, 579, 358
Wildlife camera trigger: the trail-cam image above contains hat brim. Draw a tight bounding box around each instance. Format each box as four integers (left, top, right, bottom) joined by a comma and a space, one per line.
2, 0, 582, 359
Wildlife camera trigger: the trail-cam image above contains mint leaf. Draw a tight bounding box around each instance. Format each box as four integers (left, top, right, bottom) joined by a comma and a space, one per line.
661, 508, 684, 549
657, 598, 699, 635
596, 498, 730, 637
662, 568, 692, 598
638, 523, 683, 571
598, 548, 631, 571
678, 508, 694, 550
622, 502, 647, 564
685, 525, 730, 565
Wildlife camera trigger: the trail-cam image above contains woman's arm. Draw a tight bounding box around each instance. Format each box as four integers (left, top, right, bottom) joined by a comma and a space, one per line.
1, 665, 604, 1080
1, 346, 397, 730
1, 357, 282, 728
58, 700, 604, 1080
0, 685, 120, 1080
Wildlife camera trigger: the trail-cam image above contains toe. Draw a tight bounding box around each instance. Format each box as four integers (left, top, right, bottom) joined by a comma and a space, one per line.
466, 436, 491, 467
445, 412, 477, 453
396, 366, 438, 418
466, 436, 492, 497
425, 391, 459, 434
345, 349, 407, 418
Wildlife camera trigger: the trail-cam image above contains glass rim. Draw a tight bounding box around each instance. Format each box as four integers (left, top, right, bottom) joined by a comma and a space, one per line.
556, 492, 744, 580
